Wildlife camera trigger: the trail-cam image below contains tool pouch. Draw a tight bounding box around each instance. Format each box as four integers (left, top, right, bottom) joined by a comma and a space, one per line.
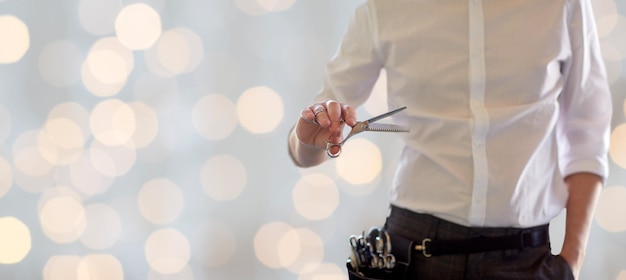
347, 264, 398, 280
346, 227, 409, 280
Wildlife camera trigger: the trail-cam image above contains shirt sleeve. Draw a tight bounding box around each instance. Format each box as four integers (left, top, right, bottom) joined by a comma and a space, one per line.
314, 1, 383, 106
557, 0, 613, 180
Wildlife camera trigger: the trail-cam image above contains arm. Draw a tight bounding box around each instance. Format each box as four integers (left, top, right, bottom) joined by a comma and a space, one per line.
288, 125, 328, 168
560, 172, 603, 279
557, 3, 612, 276
288, 3, 382, 167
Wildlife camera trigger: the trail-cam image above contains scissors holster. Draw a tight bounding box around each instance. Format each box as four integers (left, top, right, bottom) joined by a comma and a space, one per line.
346, 227, 412, 280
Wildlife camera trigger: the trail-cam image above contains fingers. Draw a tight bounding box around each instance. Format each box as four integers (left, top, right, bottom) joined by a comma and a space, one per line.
297, 100, 356, 153
301, 100, 354, 130
325, 100, 342, 131
313, 104, 331, 127
299, 105, 326, 126
341, 103, 357, 127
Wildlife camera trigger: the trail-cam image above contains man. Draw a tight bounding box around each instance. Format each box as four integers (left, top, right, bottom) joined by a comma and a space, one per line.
288, 0, 611, 279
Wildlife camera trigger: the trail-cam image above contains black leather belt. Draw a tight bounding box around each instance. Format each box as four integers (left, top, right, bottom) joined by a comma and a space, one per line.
389, 224, 550, 262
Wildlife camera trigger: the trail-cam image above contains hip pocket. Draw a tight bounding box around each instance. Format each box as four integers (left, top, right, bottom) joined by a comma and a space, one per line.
552, 255, 575, 280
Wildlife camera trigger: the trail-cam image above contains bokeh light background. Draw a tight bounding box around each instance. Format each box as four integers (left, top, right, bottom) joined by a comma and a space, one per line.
0, 0, 625, 279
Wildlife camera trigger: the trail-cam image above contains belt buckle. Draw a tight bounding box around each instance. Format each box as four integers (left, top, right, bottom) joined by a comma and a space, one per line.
414, 238, 432, 258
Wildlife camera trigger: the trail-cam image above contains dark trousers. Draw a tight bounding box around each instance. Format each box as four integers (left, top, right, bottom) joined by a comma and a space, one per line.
382, 206, 574, 280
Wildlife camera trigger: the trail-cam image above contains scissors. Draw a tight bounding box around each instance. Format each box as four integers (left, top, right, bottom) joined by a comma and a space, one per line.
326, 106, 410, 158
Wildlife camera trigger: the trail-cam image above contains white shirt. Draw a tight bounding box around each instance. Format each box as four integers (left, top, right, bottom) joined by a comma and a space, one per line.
316, 0, 612, 227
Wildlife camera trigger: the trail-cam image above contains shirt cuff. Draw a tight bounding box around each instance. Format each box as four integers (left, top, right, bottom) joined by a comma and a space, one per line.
561, 158, 609, 182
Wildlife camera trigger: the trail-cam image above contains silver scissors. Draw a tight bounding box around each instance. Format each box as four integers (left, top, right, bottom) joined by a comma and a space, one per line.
326, 106, 410, 158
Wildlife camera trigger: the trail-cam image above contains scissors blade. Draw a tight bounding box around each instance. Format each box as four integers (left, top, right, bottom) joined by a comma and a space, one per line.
366, 123, 410, 133
366, 106, 407, 123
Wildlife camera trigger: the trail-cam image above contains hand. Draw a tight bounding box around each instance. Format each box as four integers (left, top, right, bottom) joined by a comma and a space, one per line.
295, 99, 357, 155
559, 250, 582, 279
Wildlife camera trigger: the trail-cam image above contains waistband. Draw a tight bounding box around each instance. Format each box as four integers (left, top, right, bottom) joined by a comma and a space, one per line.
385, 205, 550, 259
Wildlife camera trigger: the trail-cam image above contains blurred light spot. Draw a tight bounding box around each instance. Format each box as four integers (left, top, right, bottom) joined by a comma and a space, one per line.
292, 173, 339, 221
70, 154, 114, 196
234, 0, 270, 16
39, 195, 86, 243
336, 138, 382, 185
138, 178, 184, 224
281, 37, 326, 85
191, 220, 237, 267
128, 102, 159, 148
38, 118, 85, 165
42, 118, 84, 148
256, 0, 296, 12
38, 40, 83, 87
12, 167, 56, 193
193, 52, 240, 94
133, 73, 179, 111
82, 37, 134, 97
281, 228, 324, 274
595, 186, 626, 232
145, 27, 203, 76
44, 255, 81, 280
0, 15, 29, 64
597, 14, 619, 39
78, 0, 123, 35
81, 59, 126, 97
115, 3, 162, 50
254, 222, 293, 268
609, 123, 626, 170
47, 102, 91, 140
603, 15, 626, 60
37, 187, 82, 212
297, 263, 345, 280
92, 37, 135, 71
618, 271, 626, 280
363, 69, 389, 117
13, 131, 54, 177
79, 203, 122, 250
601, 54, 622, 87
145, 228, 191, 274
77, 255, 124, 280
237, 86, 284, 134
148, 266, 194, 280
192, 94, 237, 141
90, 99, 136, 146
88, 141, 137, 177
277, 228, 300, 267
593, 0, 619, 37
0, 157, 12, 198
200, 155, 246, 201
86, 49, 128, 84
0, 217, 31, 264
0, 105, 9, 143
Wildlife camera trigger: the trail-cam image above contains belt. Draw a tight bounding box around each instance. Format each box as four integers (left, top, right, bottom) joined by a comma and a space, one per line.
390, 224, 550, 262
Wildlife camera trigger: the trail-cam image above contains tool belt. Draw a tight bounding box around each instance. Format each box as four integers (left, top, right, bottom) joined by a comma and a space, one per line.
347, 225, 550, 280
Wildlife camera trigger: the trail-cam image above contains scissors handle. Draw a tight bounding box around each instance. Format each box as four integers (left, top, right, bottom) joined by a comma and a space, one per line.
326, 141, 343, 158
326, 121, 370, 158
